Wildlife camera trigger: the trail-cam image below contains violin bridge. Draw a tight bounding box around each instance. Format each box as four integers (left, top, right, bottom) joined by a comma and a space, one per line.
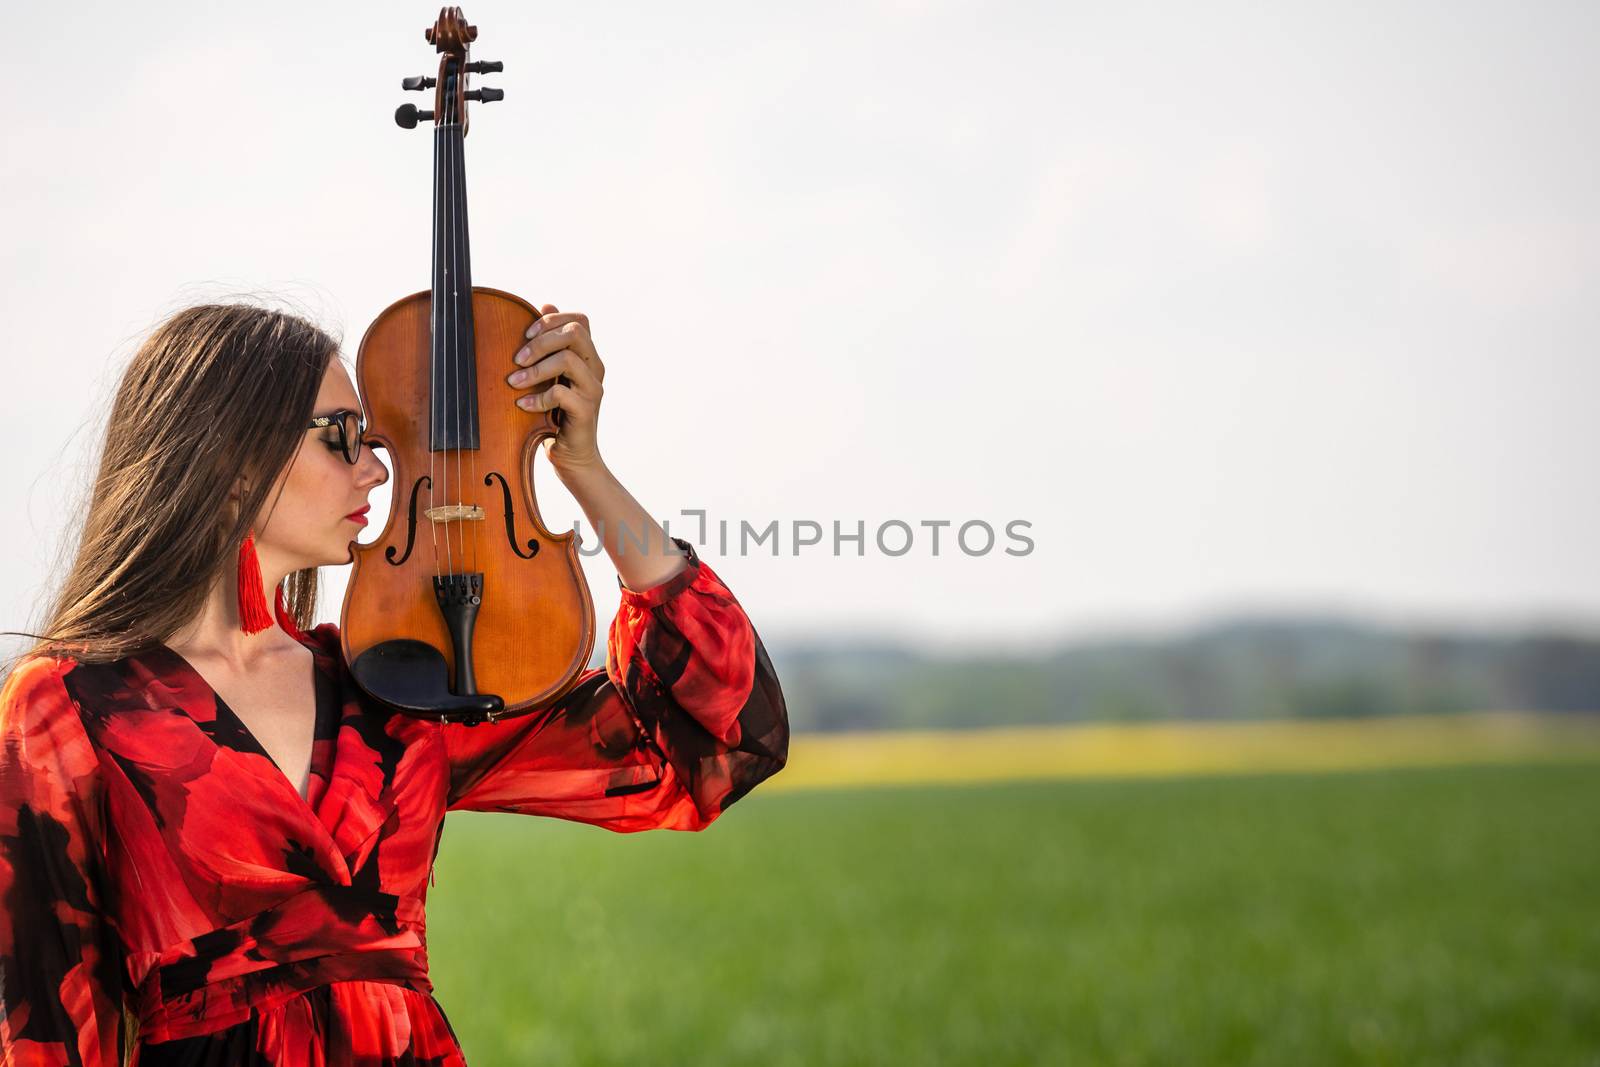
424, 504, 486, 523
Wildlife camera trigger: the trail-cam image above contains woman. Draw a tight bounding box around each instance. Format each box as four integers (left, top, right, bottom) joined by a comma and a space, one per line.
0, 303, 789, 1065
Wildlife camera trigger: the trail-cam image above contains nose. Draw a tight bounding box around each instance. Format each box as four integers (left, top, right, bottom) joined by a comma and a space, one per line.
357, 442, 389, 488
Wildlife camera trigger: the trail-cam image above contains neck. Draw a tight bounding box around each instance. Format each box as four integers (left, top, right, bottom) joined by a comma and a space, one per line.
165, 545, 299, 664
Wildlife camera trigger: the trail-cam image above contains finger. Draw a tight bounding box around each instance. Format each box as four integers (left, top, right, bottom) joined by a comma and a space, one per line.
538, 320, 604, 380
516, 381, 587, 414
567, 324, 603, 380
516, 321, 600, 372
524, 308, 589, 339
507, 350, 601, 397
543, 306, 588, 332
522, 315, 587, 349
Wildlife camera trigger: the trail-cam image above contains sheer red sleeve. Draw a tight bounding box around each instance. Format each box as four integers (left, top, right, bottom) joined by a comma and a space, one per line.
442, 538, 789, 831
0, 655, 129, 1067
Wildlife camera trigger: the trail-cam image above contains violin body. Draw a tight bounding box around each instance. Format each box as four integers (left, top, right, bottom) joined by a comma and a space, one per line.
340, 8, 594, 724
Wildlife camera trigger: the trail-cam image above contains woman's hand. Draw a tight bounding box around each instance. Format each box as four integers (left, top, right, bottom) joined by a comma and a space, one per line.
506, 302, 606, 478
504, 304, 681, 588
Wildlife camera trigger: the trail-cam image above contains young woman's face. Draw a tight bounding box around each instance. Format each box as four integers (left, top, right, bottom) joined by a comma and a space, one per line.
256, 360, 388, 569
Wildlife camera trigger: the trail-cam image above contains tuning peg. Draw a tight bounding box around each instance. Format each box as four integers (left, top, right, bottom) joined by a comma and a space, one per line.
465, 60, 504, 74
464, 88, 504, 103
402, 76, 437, 91
395, 104, 435, 129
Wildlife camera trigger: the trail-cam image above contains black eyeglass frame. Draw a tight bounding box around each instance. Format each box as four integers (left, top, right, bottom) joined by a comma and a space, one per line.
308, 409, 367, 465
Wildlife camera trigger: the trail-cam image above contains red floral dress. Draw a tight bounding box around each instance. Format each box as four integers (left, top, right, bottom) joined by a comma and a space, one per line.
0, 538, 788, 1065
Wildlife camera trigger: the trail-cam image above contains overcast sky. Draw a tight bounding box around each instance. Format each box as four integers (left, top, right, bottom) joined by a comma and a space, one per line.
3, 1, 1595, 656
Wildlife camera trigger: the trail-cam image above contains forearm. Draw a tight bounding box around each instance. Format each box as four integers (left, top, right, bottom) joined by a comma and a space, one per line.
556, 458, 688, 593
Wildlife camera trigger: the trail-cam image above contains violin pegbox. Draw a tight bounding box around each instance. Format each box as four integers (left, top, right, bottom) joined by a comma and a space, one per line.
394, 7, 503, 134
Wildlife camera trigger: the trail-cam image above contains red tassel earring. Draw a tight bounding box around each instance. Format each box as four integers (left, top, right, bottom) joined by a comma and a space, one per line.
236, 533, 275, 634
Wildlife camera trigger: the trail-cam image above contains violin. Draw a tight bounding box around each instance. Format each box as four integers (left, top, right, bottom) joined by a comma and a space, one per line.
341, 7, 594, 726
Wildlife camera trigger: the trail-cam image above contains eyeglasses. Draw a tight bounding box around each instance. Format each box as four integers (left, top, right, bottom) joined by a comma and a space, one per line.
307, 409, 367, 465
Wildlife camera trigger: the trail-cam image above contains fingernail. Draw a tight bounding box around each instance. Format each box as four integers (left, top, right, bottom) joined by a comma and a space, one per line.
526, 322, 542, 339
514, 346, 530, 365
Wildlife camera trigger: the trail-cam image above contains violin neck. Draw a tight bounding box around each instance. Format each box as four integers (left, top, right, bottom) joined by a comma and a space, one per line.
430, 120, 482, 452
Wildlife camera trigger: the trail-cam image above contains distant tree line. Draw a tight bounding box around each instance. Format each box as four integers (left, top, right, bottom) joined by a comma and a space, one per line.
758, 616, 1600, 733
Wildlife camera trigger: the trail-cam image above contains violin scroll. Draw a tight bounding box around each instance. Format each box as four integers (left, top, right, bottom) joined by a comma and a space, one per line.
425, 7, 478, 52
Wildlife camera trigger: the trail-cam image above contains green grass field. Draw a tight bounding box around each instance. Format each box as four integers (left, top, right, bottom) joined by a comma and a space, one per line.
425, 763, 1600, 1066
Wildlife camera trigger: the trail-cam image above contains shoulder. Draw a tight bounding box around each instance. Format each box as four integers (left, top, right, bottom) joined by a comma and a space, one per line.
300, 621, 345, 675
0, 654, 98, 769
6, 642, 215, 730
295, 621, 442, 741
0, 653, 77, 724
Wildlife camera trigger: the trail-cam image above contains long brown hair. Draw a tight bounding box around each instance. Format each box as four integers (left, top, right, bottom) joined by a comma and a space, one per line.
3, 302, 341, 670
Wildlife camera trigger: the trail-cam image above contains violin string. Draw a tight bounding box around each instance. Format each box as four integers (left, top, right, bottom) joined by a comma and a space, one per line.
463, 47, 480, 577
451, 60, 467, 575
430, 99, 446, 581
445, 76, 462, 577
445, 122, 455, 576
444, 89, 457, 575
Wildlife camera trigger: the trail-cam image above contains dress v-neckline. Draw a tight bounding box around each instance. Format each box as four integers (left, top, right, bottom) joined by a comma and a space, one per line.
138, 631, 403, 888
156, 639, 327, 806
